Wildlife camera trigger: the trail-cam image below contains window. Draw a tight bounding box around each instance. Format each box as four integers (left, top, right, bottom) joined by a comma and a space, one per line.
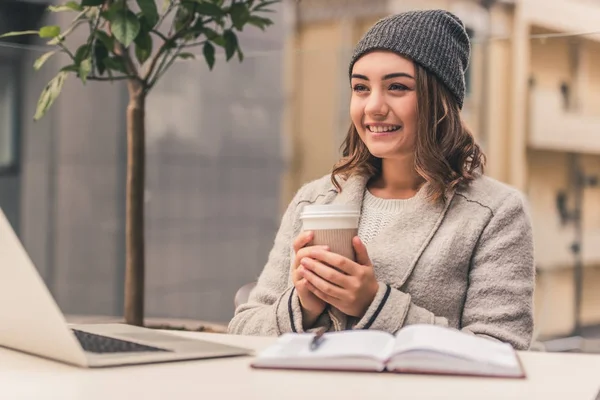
0, 63, 17, 174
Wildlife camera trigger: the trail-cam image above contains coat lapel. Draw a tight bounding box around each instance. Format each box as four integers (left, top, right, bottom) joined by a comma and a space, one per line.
333, 175, 456, 289
368, 186, 456, 289
329, 174, 369, 208
324, 174, 456, 330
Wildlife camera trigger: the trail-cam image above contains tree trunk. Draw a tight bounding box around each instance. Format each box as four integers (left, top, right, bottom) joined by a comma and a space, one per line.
124, 83, 146, 326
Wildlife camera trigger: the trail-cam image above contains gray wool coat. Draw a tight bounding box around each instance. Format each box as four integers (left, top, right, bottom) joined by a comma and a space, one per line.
228, 173, 535, 350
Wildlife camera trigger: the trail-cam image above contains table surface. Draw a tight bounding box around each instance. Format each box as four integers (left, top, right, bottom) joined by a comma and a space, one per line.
0, 330, 599, 400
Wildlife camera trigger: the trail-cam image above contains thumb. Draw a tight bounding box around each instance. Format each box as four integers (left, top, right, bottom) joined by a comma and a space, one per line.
352, 236, 372, 266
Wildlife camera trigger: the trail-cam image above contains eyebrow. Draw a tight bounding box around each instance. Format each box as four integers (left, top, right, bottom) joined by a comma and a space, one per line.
351, 72, 415, 80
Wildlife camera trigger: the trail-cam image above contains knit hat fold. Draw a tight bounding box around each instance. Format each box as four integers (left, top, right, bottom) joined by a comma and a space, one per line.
349, 10, 471, 109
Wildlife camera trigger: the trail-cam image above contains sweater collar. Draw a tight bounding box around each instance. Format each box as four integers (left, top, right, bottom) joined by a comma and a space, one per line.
331, 173, 456, 211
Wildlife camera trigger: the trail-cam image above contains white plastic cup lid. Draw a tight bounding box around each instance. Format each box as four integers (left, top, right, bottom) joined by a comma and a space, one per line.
299, 204, 361, 219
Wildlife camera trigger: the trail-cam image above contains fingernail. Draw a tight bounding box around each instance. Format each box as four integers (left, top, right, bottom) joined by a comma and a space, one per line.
301, 257, 308, 265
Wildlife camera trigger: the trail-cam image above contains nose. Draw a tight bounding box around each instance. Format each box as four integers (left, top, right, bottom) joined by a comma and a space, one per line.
364, 90, 389, 117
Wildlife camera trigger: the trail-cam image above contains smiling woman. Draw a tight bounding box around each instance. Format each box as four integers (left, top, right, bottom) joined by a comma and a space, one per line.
228, 9, 535, 352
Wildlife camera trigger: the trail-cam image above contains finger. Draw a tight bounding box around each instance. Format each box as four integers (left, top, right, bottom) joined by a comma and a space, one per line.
295, 278, 311, 296
293, 231, 314, 253
294, 246, 329, 272
300, 257, 351, 289
352, 236, 372, 266
299, 265, 344, 300
305, 280, 336, 304
296, 245, 330, 260
306, 249, 358, 276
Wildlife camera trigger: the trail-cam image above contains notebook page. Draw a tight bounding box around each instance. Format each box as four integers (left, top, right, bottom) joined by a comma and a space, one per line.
392, 325, 518, 368
258, 330, 394, 362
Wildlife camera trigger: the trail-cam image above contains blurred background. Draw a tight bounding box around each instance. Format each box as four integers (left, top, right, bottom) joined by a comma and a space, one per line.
1, 0, 600, 345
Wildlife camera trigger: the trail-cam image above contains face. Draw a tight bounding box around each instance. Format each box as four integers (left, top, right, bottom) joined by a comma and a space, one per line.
350, 51, 418, 160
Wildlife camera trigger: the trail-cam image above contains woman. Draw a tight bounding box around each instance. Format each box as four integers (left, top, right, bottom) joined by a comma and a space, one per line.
228, 9, 535, 350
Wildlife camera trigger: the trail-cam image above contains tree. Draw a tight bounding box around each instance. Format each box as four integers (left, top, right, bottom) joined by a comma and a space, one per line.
0, 0, 279, 326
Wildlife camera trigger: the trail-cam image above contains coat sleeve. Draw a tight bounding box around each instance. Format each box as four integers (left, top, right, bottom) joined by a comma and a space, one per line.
227, 185, 332, 336
350, 192, 535, 350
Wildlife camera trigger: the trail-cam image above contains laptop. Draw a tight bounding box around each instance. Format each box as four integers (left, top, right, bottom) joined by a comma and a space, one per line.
0, 208, 251, 367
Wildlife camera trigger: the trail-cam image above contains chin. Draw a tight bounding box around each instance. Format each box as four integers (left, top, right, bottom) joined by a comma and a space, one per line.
364, 143, 397, 159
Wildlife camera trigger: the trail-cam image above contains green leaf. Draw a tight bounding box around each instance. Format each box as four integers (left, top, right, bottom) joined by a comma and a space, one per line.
74, 44, 91, 65
229, 3, 250, 30
177, 52, 195, 60
79, 58, 92, 84
190, 16, 204, 36
202, 27, 225, 47
247, 16, 273, 31
223, 30, 237, 61
48, 1, 83, 12
103, 56, 128, 73
134, 30, 153, 64
61, 65, 79, 73
174, 6, 192, 32
33, 51, 57, 71
136, 0, 159, 27
202, 27, 219, 40
81, 0, 105, 6
95, 30, 114, 50
0, 30, 39, 39
253, 0, 279, 11
93, 41, 109, 75
39, 25, 61, 38
203, 41, 215, 70
237, 47, 244, 62
110, 9, 140, 47
34, 71, 69, 121
193, 1, 225, 17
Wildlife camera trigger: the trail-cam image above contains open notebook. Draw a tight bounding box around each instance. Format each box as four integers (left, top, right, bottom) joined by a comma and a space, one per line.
251, 324, 525, 378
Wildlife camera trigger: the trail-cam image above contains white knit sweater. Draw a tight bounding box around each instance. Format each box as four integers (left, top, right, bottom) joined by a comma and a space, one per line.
358, 188, 427, 245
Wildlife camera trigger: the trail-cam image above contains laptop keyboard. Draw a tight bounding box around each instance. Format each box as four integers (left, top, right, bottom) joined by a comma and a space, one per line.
72, 329, 171, 354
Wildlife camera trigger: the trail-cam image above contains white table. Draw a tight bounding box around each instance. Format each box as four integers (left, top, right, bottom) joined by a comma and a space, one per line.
0, 331, 598, 400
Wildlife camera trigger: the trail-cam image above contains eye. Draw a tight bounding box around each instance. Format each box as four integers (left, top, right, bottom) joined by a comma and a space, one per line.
389, 83, 409, 91
352, 84, 369, 93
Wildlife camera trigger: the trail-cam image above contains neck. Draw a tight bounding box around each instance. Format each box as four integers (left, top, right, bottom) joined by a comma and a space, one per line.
369, 156, 425, 198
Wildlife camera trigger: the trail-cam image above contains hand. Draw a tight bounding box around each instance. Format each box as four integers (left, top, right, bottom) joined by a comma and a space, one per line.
298, 236, 378, 318
292, 231, 328, 328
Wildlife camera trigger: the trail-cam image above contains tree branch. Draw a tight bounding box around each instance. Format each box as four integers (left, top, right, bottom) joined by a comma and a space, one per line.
114, 42, 140, 79
181, 40, 206, 49
156, 1, 177, 31
87, 75, 133, 81
57, 42, 75, 61
147, 47, 183, 90
150, 29, 169, 42
143, 15, 218, 83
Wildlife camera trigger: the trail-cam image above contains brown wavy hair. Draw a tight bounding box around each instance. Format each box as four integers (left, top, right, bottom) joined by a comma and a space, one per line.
331, 62, 485, 202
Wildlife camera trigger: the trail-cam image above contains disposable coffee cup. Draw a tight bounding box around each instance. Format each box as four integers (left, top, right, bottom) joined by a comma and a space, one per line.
299, 204, 361, 261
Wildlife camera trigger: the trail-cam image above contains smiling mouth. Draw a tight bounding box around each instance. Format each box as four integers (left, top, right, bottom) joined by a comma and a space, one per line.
366, 125, 402, 133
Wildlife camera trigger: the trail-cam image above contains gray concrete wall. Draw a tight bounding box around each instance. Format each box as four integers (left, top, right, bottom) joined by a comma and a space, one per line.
16, 0, 287, 323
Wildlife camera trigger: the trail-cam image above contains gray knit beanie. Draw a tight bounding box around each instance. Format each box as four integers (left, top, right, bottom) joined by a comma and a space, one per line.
349, 9, 471, 109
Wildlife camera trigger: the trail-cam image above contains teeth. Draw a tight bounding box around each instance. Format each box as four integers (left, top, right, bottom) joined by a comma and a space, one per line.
368, 125, 400, 133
